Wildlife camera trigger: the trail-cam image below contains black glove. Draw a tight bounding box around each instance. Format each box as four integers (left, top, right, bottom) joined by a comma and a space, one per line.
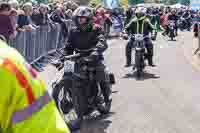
88, 51, 101, 62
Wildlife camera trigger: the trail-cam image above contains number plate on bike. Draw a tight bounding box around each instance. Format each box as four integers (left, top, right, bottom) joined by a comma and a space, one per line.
135, 34, 143, 41
64, 60, 75, 73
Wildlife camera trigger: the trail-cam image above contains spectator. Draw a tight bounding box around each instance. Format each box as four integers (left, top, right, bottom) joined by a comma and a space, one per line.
9, 8, 18, 39
17, 2, 35, 31
50, 6, 68, 37
62, 1, 78, 11
0, 3, 14, 42
65, 9, 72, 19
160, 12, 165, 28
8, 0, 19, 10
31, 4, 50, 26
10, 8, 18, 30
50, 6, 65, 22
48, 3, 55, 14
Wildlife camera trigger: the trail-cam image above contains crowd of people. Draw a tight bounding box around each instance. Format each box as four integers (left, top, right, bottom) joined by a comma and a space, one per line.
1, 0, 200, 42
0, 0, 117, 43
0, 0, 80, 42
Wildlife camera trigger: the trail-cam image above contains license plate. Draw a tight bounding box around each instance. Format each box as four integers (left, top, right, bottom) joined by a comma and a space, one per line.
64, 60, 75, 73
135, 34, 143, 41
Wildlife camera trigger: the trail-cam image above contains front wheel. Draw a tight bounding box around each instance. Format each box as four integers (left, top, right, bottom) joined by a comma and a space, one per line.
170, 30, 175, 41
136, 69, 142, 78
52, 79, 73, 114
171, 36, 174, 41
135, 50, 144, 78
71, 80, 89, 121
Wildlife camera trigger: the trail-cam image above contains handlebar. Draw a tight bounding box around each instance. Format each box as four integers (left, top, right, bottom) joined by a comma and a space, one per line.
131, 34, 150, 39
63, 53, 81, 60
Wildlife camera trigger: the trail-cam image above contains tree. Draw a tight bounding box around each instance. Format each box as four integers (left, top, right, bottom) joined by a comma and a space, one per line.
162, 0, 177, 5
89, 0, 102, 8
119, 0, 128, 9
180, 0, 190, 5
128, 0, 144, 5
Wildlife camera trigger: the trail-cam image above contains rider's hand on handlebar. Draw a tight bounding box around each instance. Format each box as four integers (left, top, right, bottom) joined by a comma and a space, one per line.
122, 33, 128, 40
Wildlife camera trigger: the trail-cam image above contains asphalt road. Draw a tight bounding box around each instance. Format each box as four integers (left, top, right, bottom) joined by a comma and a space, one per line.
39, 32, 200, 133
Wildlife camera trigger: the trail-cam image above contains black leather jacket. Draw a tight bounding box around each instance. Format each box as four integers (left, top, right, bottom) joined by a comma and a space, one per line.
65, 24, 108, 60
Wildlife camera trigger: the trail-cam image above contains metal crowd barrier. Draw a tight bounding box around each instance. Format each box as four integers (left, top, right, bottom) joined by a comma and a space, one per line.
10, 20, 73, 63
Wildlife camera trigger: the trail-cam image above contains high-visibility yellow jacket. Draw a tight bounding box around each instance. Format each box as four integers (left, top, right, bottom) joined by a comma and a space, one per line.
0, 39, 70, 133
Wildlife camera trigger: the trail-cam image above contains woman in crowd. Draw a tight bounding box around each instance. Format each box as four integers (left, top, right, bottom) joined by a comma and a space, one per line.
31, 4, 50, 26
17, 2, 36, 31
0, 3, 14, 42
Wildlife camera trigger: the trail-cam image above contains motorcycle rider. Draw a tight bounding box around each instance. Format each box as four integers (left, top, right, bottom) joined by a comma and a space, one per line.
181, 9, 191, 31
124, 7, 156, 67
164, 9, 178, 36
64, 6, 111, 114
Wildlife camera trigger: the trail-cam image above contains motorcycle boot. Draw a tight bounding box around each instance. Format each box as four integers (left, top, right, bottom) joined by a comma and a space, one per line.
125, 41, 132, 67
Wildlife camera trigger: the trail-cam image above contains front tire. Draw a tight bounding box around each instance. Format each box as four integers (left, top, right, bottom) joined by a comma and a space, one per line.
52, 79, 73, 114
71, 80, 87, 121
170, 30, 175, 41
135, 50, 144, 78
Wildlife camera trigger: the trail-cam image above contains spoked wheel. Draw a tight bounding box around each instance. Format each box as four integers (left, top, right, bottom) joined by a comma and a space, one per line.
52, 79, 81, 129
52, 80, 72, 114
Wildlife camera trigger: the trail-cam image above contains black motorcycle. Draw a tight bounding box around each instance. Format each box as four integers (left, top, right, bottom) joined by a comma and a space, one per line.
131, 34, 149, 77
168, 21, 176, 41
52, 51, 115, 127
